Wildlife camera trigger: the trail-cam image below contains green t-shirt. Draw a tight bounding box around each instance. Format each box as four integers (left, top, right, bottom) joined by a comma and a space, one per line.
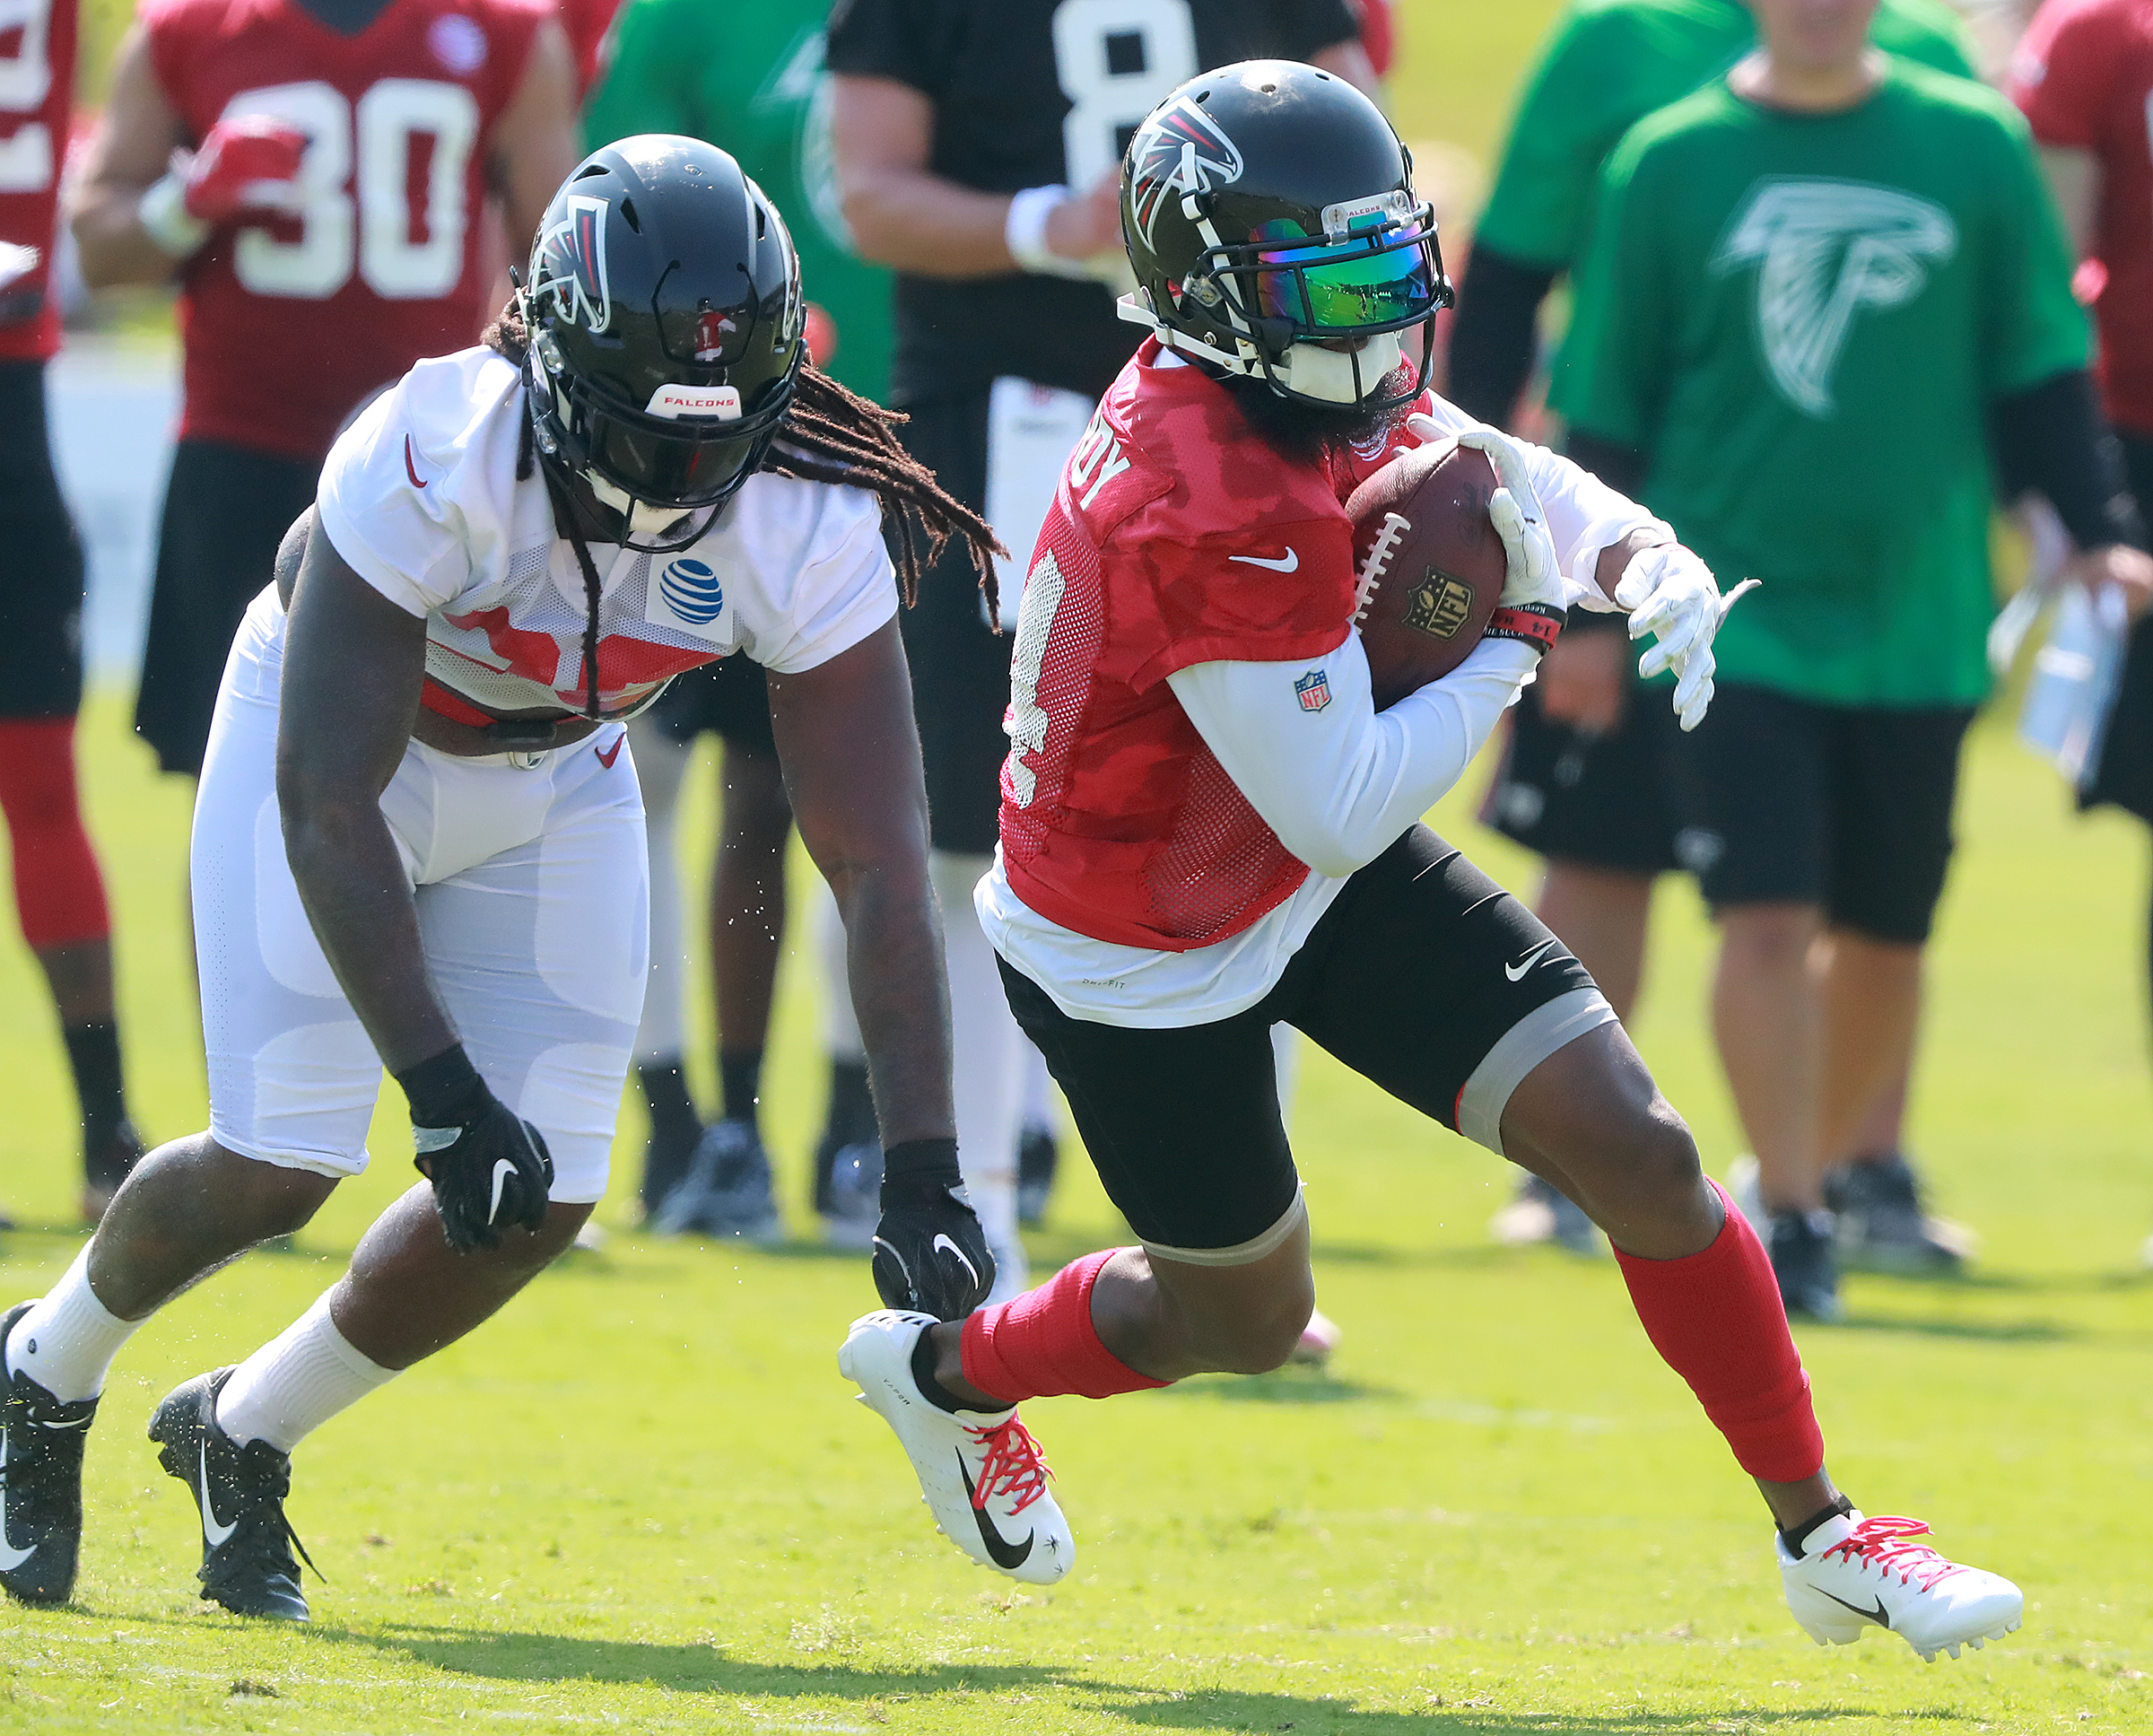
582, 1, 893, 403
1476, 0, 1976, 272
1553, 65, 2088, 706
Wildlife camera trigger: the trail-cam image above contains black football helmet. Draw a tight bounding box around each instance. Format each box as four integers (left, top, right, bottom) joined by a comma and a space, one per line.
523, 135, 803, 550
1119, 62, 1452, 411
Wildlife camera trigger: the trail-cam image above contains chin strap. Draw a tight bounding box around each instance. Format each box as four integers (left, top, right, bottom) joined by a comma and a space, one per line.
541, 469, 607, 720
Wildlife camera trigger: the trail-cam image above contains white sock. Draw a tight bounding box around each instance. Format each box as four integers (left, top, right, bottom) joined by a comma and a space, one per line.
6, 1247, 141, 1402
215, 1292, 396, 1452
929, 849, 1024, 1252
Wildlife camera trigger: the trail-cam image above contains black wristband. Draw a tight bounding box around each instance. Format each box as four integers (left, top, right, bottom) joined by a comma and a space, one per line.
1486, 602, 1566, 657
394, 1042, 491, 1130
882, 1136, 961, 1194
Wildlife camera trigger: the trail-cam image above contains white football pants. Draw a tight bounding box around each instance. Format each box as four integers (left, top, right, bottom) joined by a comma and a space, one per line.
193, 589, 648, 1202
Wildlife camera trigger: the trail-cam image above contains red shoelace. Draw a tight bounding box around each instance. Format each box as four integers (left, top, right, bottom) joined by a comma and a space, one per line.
1824, 1515, 1965, 1591
965, 1417, 1052, 1515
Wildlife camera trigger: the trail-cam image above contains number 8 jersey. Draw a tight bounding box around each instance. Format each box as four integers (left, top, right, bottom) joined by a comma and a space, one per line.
144, 0, 547, 459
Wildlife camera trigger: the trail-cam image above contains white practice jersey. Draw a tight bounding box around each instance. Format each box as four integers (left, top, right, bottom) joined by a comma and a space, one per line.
317, 347, 900, 715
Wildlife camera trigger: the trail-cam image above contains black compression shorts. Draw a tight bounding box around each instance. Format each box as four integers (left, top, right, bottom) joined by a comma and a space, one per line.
135, 439, 320, 775
999, 826, 1612, 1258
0, 361, 87, 720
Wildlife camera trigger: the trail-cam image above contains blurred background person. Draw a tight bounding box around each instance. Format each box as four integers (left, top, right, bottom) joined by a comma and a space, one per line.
1553, 0, 2150, 1316
2008, 0, 2153, 1259
0, 0, 145, 1225
580, 0, 896, 1243
1449, 0, 1978, 1266
827, 0, 1377, 1303
71, 0, 580, 807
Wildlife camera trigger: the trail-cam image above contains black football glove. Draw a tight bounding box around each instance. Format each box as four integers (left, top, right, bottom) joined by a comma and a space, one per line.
396, 1044, 554, 1253
872, 1138, 995, 1320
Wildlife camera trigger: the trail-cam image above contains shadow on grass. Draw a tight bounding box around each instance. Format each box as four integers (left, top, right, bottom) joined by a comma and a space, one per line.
309, 1624, 1934, 1733
1152, 1370, 1404, 1406
1820, 1312, 2079, 1343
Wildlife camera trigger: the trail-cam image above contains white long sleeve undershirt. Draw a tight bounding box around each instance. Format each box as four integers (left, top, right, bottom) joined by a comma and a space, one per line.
1165, 632, 1540, 880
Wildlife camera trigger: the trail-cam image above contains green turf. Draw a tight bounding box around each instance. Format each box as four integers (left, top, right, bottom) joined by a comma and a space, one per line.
0, 683, 2148, 1735
12, 4, 2153, 1727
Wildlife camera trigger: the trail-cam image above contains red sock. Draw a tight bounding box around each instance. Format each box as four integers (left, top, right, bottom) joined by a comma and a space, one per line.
960, 1250, 1171, 1405
0, 719, 110, 950
1613, 1181, 1826, 1483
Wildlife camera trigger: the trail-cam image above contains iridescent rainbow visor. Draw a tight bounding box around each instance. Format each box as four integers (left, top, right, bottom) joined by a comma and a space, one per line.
1224, 200, 1445, 336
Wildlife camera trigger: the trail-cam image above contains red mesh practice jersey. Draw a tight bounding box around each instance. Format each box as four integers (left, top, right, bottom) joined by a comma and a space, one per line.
0, 0, 79, 362
2012, 0, 2153, 434
146, 0, 546, 458
999, 341, 1428, 952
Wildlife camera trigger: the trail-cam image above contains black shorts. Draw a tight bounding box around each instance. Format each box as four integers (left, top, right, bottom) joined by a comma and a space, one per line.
2082, 431, 2153, 824
895, 389, 1007, 855
1673, 684, 1974, 944
136, 439, 320, 775
649, 653, 777, 757
0, 360, 87, 720
998, 825, 1612, 1258
1480, 626, 1710, 877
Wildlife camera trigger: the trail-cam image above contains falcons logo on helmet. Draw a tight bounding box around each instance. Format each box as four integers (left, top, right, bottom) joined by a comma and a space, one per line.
1129, 94, 1245, 247
536, 195, 613, 335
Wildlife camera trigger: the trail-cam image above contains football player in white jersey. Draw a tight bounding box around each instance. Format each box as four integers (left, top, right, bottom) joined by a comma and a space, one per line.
0, 137, 999, 1618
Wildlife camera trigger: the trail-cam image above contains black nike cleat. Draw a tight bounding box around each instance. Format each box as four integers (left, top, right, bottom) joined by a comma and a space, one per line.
0, 1301, 97, 1605
147, 1369, 316, 1621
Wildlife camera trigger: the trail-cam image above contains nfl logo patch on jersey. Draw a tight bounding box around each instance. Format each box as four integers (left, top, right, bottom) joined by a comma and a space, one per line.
1294, 670, 1331, 712
647, 555, 730, 641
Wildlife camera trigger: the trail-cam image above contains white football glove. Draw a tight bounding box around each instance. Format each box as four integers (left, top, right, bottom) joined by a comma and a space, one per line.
1594, 542, 1758, 731
1427, 422, 1567, 611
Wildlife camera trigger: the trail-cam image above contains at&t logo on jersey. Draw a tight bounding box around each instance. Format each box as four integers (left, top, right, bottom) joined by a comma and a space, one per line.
656, 557, 725, 626
1712, 179, 1957, 418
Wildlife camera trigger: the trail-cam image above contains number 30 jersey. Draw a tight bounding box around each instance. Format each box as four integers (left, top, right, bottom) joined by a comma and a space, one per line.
0, 0, 79, 362
144, 0, 547, 459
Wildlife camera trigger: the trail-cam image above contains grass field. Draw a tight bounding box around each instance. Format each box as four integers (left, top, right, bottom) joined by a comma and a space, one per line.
9, 0, 2153, 1729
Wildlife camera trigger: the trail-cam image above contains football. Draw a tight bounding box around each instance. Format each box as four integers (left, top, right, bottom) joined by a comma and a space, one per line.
1343, 440, 1508, 710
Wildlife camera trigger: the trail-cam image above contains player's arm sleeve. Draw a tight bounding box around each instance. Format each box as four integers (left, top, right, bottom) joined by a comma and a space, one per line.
1471, 6, 1630, 271
580, 0, 699, 148
751, 485, 903, 675
313, 387, 476, 618
2007, 0, 2113, 147
1445, 247, 1559, 429
825, 0, 947, 95
1981, 108, 2094, 398
1167, 636, 1540, 879
1992, 369, 2142, 546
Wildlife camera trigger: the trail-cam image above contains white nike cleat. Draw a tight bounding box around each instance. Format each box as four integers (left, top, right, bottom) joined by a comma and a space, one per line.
1779, 1511, 2023, 1662
839, 1310, 1073, 1585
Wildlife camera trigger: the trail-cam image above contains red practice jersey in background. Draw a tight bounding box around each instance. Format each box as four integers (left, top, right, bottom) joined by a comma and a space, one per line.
145, 0, 547, 458
551, 0, 622, 97
2012, 0, 2153, 436
0, 0, 79, 362
999, 341, 1428, 953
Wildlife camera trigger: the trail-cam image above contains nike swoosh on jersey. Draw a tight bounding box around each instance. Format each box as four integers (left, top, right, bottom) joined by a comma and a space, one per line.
488, 1159, 519, 1224
1504, 938, 1560, 982
955, 1452, 1035, 1571
404, 436, 430, 489
199, 1444, 238, 1548
1819, 1587, 1890, 1628
1229, 548, 1299, 572
931, 1234, 981, 1288
0, 1430, 37, 1569
596, 737, 624, 769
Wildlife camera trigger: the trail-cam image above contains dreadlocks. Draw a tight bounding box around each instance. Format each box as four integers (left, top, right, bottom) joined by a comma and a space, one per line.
482, 300, 1005, 619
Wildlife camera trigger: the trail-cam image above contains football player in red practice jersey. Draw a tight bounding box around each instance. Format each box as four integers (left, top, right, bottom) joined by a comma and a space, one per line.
2010, 0, 2153, 1263
841, 64, 2027, 1658
68, 0, 580, 782
0, 0, 148, 1224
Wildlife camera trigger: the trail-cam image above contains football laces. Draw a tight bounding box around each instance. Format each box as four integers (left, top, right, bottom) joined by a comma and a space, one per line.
1353, 511, 1410, 623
